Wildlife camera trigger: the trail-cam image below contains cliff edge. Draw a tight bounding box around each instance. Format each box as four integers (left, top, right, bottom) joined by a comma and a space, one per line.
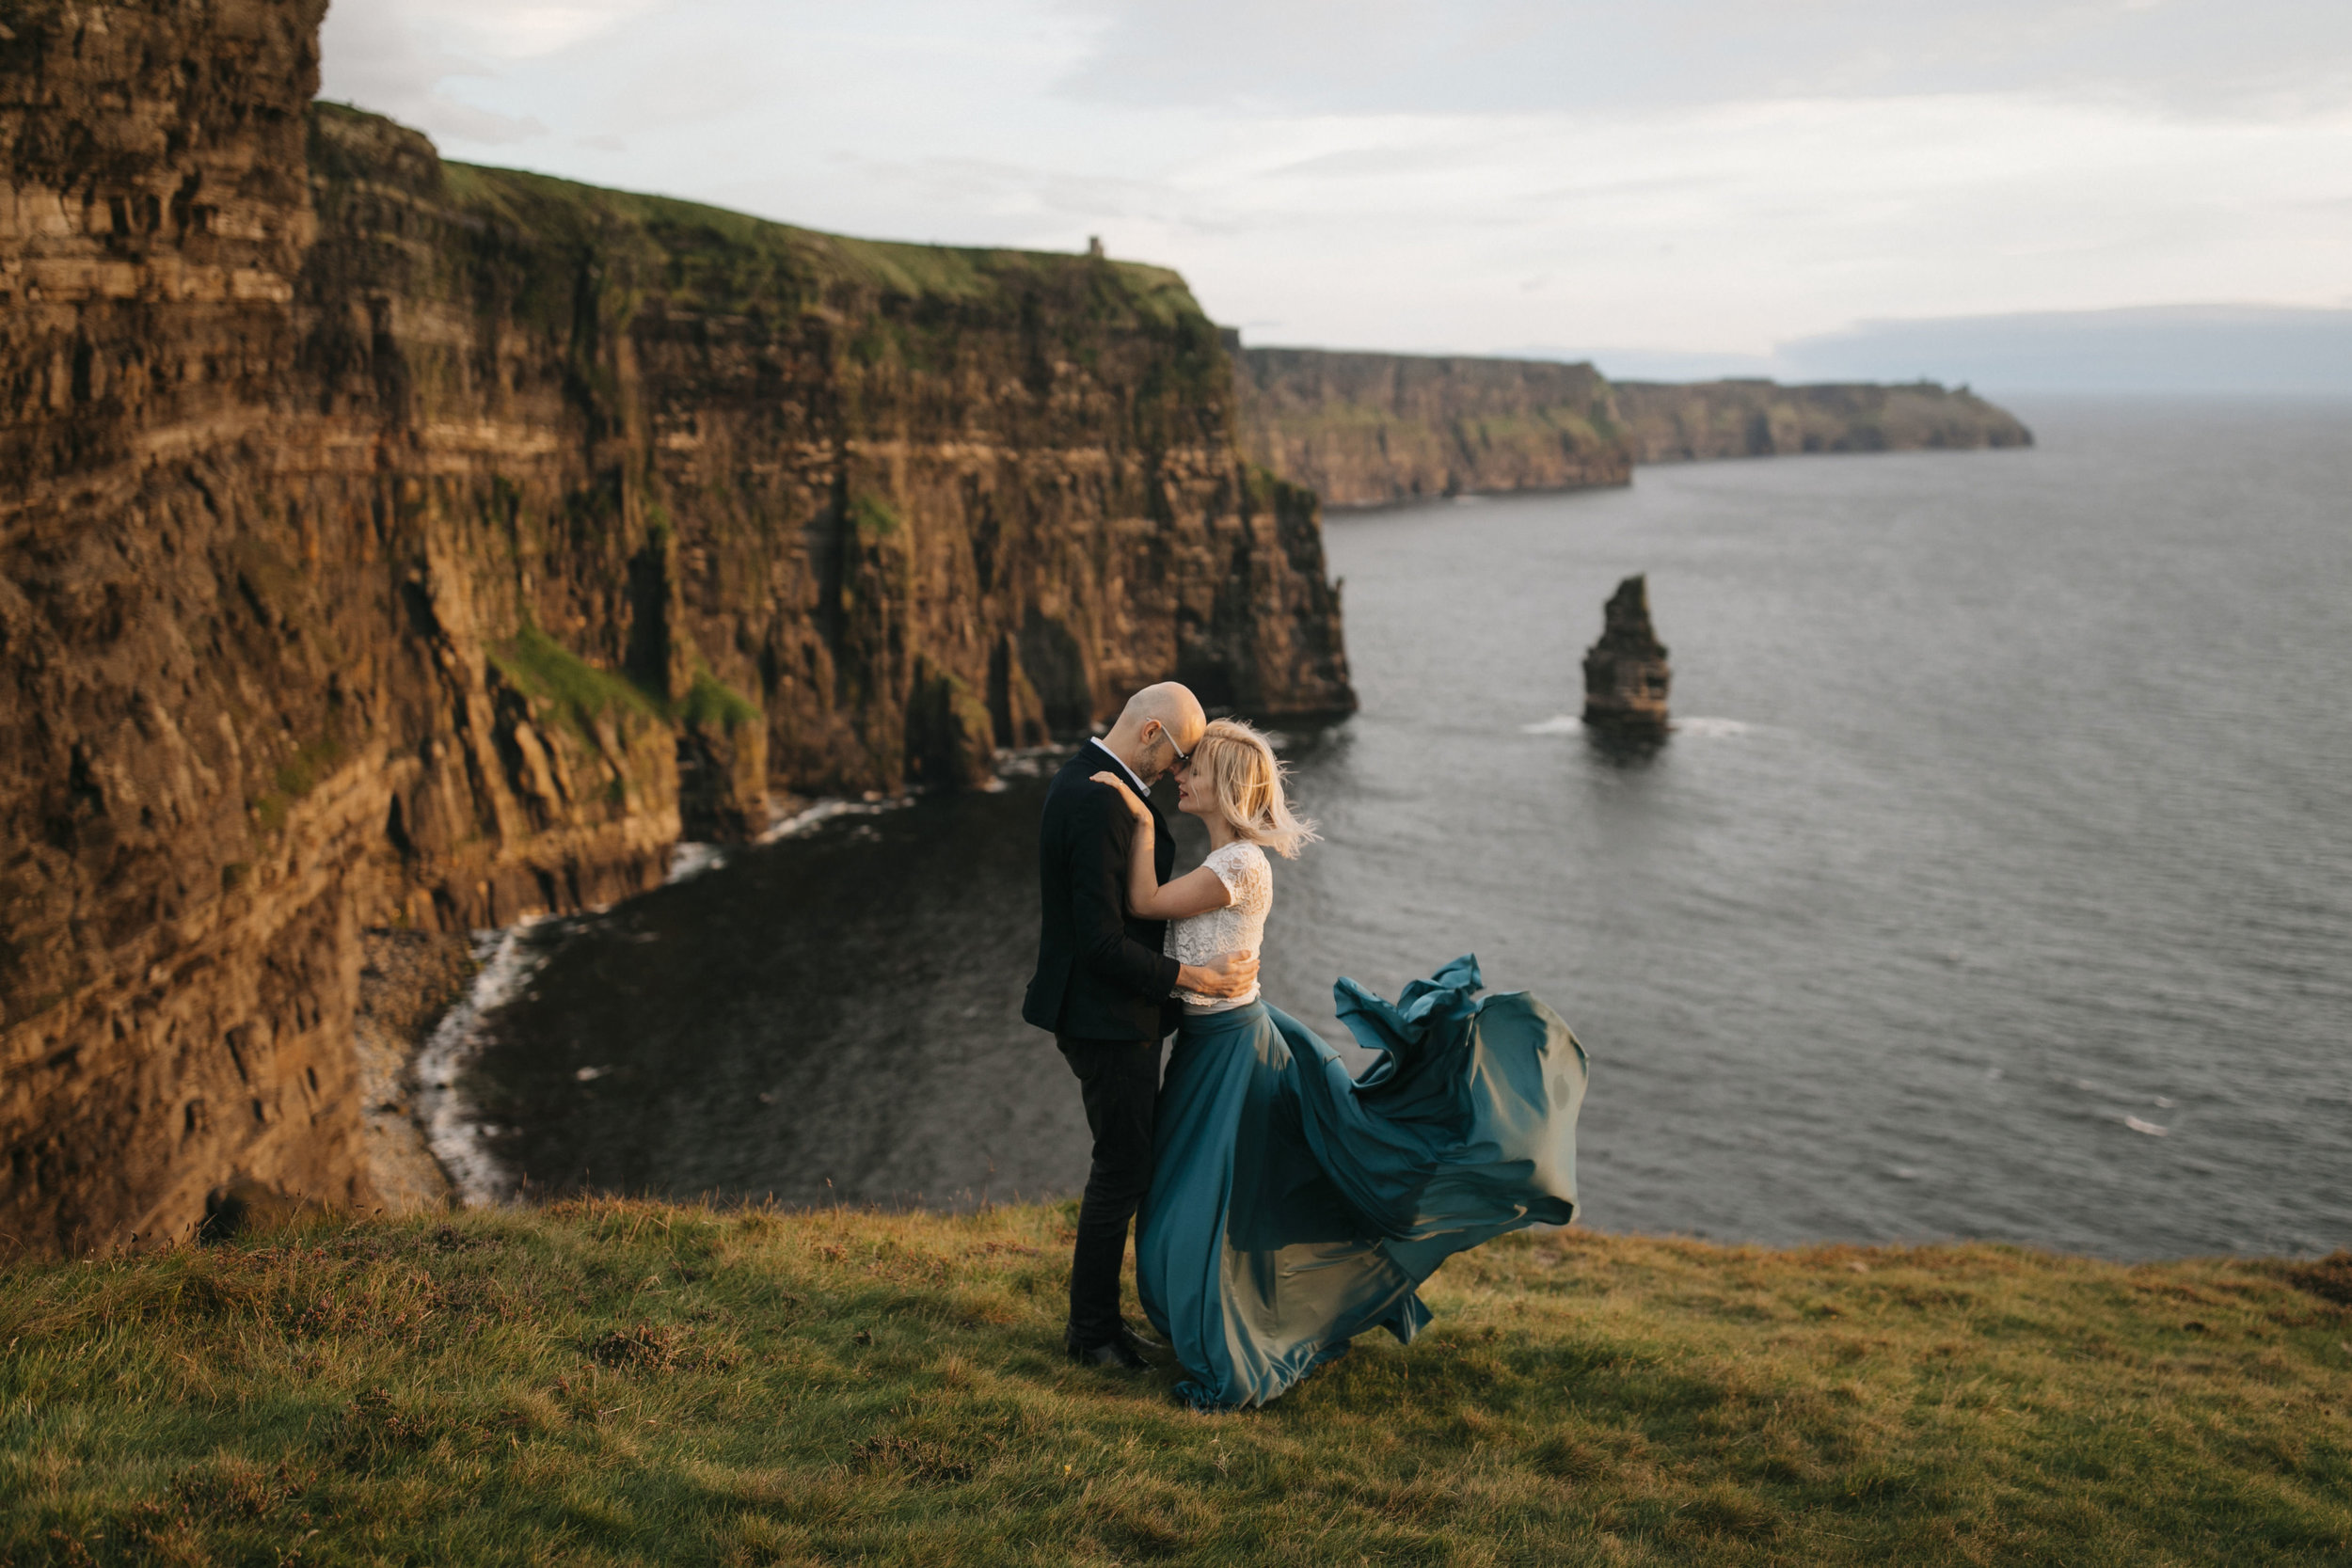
0, 0, 1350, 1256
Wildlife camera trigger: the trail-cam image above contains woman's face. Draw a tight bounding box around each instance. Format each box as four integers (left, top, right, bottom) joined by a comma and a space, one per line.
1172, 755, 1215, 819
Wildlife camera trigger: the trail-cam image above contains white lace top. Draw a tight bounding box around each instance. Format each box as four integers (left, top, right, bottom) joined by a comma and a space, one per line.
1166, 839, 1273, 1013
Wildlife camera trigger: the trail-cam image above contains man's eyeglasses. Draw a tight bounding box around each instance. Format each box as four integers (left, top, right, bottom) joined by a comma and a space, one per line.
1158, 724, 1191, 768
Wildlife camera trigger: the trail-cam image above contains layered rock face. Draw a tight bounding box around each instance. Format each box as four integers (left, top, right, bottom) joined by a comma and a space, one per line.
1613, 379, 2032, 463
1232, 346, 1631, 507
0, 0, 1351, 1257
1581, 577, 1670, 733
1231, 349, 2032, 507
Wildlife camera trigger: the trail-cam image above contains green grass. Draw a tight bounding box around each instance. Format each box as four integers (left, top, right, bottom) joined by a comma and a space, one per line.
678, 671, 761, 733
4, 1203, 2347, 1566
489, 627, 761, 744
849, 491, 902, 540
432, 155, 1198, 329
488, 626, 665, 742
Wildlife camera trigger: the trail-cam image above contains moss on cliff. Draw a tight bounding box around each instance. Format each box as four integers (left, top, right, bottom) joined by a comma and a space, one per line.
3, 1203, 2347, 1564
678, 670, 761, 733
489, 627, 666, 742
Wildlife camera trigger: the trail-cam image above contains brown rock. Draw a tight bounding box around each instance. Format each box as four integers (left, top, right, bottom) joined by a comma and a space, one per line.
1582, 577, 1671, 732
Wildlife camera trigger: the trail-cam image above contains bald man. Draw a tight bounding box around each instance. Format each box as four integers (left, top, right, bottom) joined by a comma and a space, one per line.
1023, 682, 1258, 1370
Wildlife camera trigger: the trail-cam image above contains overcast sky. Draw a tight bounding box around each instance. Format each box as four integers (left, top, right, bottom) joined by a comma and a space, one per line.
319, 0, 2352, 367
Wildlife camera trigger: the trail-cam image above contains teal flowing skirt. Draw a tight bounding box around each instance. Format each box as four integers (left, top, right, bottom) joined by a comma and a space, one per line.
1135, 956, 1589, 1410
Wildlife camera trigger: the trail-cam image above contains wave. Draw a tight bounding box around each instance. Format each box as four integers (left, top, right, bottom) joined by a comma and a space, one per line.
414, 920, 553, 1207
757, 796, 910, 844
666, 842, 729, 883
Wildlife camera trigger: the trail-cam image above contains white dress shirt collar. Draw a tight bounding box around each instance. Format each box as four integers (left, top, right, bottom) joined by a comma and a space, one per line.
1087, 736, 1150, 800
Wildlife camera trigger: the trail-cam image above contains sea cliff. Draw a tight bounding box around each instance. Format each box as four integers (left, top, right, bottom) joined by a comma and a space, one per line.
1613, 378, 2034, 463
1232, 345, 1629, 507
0, 0, 1350, 1257
1232, 347, 2030, 506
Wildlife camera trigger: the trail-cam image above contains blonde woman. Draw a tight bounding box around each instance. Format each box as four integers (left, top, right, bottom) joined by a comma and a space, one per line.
1092, 719, 1589, 1410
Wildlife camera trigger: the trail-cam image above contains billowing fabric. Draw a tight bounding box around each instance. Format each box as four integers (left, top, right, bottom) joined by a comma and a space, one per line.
1135, 956, 1589, 1409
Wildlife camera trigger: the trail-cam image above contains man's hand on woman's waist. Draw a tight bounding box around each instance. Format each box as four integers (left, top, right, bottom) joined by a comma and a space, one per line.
1177, 949, 1258, 998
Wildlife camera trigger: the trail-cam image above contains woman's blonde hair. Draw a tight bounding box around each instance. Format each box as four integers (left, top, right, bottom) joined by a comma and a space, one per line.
1188, 719, 1319, 859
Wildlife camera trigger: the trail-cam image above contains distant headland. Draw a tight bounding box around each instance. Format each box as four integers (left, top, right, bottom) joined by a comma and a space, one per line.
1231, 341, 2032, 508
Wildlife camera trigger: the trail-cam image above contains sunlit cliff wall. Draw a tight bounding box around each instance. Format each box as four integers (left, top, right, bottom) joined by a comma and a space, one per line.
0, 0, 1350, 1256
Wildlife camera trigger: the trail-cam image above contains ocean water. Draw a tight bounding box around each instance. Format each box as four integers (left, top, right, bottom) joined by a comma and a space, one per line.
458, 398, 2352, 1259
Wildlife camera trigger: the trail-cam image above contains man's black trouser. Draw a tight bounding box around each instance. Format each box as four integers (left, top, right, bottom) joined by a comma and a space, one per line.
1057, 1034, 1163, 1345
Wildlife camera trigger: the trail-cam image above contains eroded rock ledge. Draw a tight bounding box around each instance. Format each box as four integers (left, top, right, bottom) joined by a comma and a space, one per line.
0, 0, 1351, 1256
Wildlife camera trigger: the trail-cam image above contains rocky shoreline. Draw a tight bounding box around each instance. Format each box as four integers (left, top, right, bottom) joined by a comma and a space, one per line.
350, 931, 477, 1215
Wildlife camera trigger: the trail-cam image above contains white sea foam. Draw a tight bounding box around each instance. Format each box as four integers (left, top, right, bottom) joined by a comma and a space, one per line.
415, 920, 553, 1207
1519, 716, 1584, 736
992, 747, 1065, 780
756, 796, 908, 844
2123, 1116, 2169, 1136
666, 842, 729, 883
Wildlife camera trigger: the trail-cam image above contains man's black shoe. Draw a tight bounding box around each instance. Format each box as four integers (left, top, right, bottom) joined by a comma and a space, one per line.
1064, 1329, 1150, 1370
1120, 1320, 1168, 1355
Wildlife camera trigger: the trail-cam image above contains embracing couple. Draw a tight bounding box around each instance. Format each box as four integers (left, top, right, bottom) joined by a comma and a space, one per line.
1023, 682, 1591, 1409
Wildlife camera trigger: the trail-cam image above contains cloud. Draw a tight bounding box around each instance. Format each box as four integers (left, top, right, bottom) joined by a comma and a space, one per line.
1051, 0, 2352, 121
1774, 304, 2352, 392
310, 0, 2352, 372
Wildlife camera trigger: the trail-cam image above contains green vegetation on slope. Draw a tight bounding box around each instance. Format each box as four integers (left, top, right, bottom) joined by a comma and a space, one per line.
430, 147, 1200, 332
488, 629, 763, 744
488, 626, 667, 741
4, 1203, 2348, 1565
679, 670, 763, 733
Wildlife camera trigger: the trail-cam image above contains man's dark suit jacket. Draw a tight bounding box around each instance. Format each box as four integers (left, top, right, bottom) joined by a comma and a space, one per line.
1023, 742, 1183, 1041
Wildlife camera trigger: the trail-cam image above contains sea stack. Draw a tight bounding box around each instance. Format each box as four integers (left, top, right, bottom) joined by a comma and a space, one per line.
1582, 576, 1671, 732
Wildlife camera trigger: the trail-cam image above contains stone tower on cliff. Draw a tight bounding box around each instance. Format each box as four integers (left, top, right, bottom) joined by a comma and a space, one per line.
1581, 576, 1671, 732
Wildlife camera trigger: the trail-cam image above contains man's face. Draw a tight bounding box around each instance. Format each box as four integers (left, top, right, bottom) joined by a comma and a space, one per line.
1141, 719, 1198, 785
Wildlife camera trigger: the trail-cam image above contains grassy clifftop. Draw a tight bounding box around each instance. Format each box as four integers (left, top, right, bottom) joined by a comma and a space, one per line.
317, 103, 1203, 331
5, 1204, 2347, 1565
